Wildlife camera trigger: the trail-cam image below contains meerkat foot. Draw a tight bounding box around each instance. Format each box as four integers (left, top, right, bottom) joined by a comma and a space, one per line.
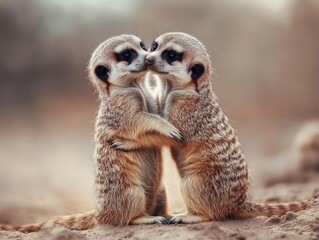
169, 214, 210, 224
109, 139, 139, 151
131, 216, 168, 225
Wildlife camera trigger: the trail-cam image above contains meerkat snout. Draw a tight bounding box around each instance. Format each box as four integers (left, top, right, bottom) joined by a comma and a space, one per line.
145, 56, 154, 66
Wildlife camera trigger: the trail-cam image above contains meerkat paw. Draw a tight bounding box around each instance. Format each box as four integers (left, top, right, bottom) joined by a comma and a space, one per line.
145, 113, 185, 143
169, 129, 185, 143
169, 214, 210, 224
131, 216, 169, 225
160, 125, 184, 143
108, 139, 139, 151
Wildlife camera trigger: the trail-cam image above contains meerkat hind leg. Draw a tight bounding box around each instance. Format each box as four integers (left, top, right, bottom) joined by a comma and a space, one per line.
169, 213, 211, 224
152, 188, 168, 217
131, 215, 168, 224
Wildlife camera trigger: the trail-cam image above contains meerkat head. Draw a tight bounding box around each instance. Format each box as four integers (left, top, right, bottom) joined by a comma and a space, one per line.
88, 34, 148, 96
145, 32, 212, 90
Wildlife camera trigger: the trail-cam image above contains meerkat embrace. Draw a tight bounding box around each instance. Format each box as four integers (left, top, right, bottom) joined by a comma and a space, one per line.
115, 32, 316, 224
0, 33, 316, 234
0, 34, 183, 233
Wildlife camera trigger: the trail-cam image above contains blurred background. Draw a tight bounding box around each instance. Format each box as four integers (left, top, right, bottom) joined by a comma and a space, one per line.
0, 0, 318, 224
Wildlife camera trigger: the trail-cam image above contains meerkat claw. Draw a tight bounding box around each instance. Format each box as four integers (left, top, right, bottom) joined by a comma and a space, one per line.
168, 216, 182, 224
108, 139, 139, 151
109, 140, 119, 148
152, 216, 169, 224
159, 217, 170, 224
131, 216, 169, 225
170, 131, 185, 143
108, 141, 127, 151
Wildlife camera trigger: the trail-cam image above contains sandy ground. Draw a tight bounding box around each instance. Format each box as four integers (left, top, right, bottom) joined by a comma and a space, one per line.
0, 121, 318, 240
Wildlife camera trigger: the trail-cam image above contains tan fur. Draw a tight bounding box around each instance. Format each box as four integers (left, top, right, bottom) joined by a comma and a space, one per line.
143, 32, 315, 223
0, 35, 183, 233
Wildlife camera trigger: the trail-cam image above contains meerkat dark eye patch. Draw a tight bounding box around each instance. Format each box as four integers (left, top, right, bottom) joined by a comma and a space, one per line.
115, 49, 137, 64
190, 64, 205, 81
151, 41, 158, 51
162, 50, 183, 65
140, 42, 147, 51
95, 65, 109, 82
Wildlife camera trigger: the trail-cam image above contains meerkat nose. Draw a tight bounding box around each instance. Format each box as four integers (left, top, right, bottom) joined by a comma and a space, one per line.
145, 56, 154, 66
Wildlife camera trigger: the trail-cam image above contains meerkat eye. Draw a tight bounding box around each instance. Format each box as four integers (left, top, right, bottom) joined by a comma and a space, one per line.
190, 64, 205, 81
167, 52, 177, 61
151, 42, 158, 51
162, 50, 183, 64
140, 42, 147, 51
94, 65, 109, 82
116, 49, 137, 64
123, 52, 131, 59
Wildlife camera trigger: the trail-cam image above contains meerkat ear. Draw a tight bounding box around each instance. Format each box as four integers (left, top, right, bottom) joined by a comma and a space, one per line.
190, 63, 205, 81
95, 65, 109, 82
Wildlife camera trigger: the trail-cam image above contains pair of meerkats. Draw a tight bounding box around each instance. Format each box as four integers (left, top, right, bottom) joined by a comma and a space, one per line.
0, 32, 315, 233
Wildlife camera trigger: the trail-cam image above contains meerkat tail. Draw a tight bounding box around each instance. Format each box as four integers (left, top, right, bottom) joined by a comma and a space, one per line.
0, 210, 97, 233
233, 199, 314, 219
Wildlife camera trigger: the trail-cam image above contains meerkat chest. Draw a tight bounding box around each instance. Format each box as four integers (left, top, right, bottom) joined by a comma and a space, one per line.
164, 90, 212, 140
97, 88, 147, 133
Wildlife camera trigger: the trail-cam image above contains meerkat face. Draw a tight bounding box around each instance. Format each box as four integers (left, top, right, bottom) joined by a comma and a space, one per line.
145, 32, 212, 89
88, 34, 148, 94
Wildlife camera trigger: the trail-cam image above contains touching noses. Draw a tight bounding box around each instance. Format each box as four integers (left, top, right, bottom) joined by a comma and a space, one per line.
145, 55, 155, 66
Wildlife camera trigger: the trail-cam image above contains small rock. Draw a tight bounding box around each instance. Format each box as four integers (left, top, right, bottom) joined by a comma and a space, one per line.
265, 215, 281, 224
283, 211, 297, 222
279, 233, 286, 238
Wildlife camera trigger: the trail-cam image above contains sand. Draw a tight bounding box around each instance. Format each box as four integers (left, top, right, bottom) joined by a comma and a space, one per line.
1, 199, 318, 240
0, 124, 318, 240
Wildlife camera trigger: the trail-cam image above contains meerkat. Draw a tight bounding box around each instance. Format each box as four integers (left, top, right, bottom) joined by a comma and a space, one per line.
90, 34, 184, 226
265, 121, 319, 187
0, 34, 183, 233
113, 32, 315, 224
